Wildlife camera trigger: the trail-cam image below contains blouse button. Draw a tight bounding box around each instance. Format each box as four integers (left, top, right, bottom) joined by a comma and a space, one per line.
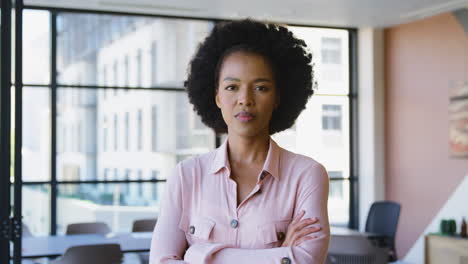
277, 231, 285, 241
230, 219, 239, 229
189, 225, 195, 234
281, 257, 291, 264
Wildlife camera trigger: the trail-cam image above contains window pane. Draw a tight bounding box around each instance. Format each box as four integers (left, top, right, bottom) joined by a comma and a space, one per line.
57, 182, 165, 234
23, 10, 50, 85
56, 13, 213, 87
272, 95, 350, 181
329, 180, 349, 225
56, 88, 215, 181
23, 87, 51, 181
23, 185, 51, 235
288, 26, 349, 95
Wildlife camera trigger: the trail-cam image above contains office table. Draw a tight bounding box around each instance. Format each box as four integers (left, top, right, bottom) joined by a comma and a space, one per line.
20, 227, 383, 259
331, 226, 382, 238
21, 232, 153, 259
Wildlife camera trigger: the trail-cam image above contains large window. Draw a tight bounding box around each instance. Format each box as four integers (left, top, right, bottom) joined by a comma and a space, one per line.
273, 26, 352, 225
18, 9, 356, 241
21, 11, 216, 236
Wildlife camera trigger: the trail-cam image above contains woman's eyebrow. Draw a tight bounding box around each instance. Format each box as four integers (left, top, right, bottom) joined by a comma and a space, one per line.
253, 78, 272, 83
223, 77, 240, 82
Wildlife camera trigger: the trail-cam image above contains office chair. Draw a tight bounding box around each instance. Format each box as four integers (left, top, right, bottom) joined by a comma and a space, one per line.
65, 222, 111, 235
327, 235, 388, 264
132, 218, 157, 264
132, 218, 157, 233
365, 200, 401, 261
51, 243, 123, 264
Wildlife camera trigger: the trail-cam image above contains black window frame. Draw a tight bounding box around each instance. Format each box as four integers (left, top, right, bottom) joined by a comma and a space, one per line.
1, 4, 359, 263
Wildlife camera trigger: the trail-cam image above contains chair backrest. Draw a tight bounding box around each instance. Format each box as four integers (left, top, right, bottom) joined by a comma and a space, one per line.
327, 236, 388, 264
65, 222, 111, 235
57, 243, 122, 264
22, 223, 33, 237
132, 218, 157, 232
365, 201, 401, 239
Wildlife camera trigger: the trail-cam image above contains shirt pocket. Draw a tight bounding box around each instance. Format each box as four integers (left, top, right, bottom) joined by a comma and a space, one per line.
257, 219, 291, 247
179, 213, 215, 245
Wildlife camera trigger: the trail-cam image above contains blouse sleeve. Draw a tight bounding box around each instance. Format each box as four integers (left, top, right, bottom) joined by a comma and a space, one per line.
150, 163, 189, 264
183, 163, 330, 264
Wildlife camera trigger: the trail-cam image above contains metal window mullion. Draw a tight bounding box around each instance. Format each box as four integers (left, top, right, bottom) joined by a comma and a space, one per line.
0, 0, 13, 263
348, 29, 359, 229
13, 1, 25, 263
50, 11, 58, 236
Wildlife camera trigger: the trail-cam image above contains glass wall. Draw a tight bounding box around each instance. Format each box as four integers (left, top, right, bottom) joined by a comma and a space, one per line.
20, 9, 355, 239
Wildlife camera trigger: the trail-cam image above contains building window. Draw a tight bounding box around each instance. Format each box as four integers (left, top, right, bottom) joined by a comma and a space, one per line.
151, 42, 157, 85
77, 121, 82, 152
137, 170, 143, 196
125, 112, 129, 151
136, 49, 142, 87
103, 117, 108, 151
328, 171, 344, 199
322, 104, 342, 131
124, 169, 130, 194
114, 114, 118, 151
151, 170, 158, 199
124, 54, 129, 87
151, 105, 157, 152
137, 109, 143, 150
113, 60, 118, 86
321, 37, 341, 65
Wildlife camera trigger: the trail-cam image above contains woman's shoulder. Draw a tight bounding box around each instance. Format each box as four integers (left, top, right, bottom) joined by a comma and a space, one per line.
280, 147, 326, 172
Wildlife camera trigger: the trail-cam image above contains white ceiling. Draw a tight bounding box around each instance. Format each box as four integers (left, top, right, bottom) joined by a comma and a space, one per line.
25, 0, 468, 28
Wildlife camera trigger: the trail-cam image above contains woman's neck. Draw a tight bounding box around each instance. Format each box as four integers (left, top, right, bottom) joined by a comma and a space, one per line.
227, 133, 270, 166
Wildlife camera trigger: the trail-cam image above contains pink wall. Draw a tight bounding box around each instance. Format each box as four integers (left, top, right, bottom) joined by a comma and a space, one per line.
385, 12, 468, 258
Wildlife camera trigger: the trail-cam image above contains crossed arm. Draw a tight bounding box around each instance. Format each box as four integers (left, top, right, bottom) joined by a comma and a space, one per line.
149, 163, 330, 264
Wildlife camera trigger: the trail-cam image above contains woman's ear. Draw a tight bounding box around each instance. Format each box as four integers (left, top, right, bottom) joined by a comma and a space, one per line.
215, 89, 221, 109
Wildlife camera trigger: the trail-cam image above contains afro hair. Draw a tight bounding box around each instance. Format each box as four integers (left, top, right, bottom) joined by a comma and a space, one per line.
185, 19, 315, 134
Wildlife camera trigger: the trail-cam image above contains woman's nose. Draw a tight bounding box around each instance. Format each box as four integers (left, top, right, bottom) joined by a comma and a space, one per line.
238, 88, 254, 106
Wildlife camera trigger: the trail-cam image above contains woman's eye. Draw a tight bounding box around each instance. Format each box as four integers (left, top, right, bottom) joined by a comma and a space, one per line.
256, 86, 267, 91
225, 85, 236, 91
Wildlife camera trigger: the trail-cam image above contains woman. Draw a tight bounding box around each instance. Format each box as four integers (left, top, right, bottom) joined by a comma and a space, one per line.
150, 19, 330, 264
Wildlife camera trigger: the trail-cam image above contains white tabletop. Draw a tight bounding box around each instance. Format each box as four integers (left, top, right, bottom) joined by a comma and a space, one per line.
21, 232, 152, 259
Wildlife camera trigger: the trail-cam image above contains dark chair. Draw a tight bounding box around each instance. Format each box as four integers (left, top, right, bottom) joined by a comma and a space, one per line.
23, 223, 33, 237
132, 218, 157, 264
65, 222, 111, 235
132, 218, 157, 233
327, 235, 388, 264
365, 200, 401, 261
51, 243, 122, 264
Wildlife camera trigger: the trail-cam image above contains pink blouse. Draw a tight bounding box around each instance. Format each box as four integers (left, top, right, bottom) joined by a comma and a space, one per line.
150, 138, 330, 264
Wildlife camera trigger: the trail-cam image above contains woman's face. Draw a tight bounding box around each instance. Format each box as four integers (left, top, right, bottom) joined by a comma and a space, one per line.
216, 51, 278, 138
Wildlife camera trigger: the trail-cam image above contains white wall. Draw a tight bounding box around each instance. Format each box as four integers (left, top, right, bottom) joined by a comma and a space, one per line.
404, 174, 468, 264
357, 28, 386, 230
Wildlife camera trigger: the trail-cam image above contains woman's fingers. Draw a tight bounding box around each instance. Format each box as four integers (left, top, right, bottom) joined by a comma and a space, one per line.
292, 217, 318, 232
295, 226, 321, 238
291, 210, 306, 224
293, 235, 316, 246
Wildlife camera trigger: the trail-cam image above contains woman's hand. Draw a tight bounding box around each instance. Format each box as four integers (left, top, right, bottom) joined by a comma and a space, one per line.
281, 210, 321, 247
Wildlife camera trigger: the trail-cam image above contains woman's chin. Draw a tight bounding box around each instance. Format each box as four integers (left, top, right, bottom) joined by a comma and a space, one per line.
228, 126, 269, 139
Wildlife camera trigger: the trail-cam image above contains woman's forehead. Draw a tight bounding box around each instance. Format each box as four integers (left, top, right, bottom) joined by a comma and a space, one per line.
218, 51, 275, 80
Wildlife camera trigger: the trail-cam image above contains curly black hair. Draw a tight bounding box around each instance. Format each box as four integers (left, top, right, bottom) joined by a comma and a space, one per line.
185, 19, 315, 134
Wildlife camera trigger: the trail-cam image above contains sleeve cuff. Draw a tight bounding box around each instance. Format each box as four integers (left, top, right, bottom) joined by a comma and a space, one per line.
184, 243, 233, 264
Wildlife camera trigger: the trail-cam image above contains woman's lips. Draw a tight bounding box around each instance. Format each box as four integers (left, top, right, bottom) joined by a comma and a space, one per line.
235, 112, 255, 122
